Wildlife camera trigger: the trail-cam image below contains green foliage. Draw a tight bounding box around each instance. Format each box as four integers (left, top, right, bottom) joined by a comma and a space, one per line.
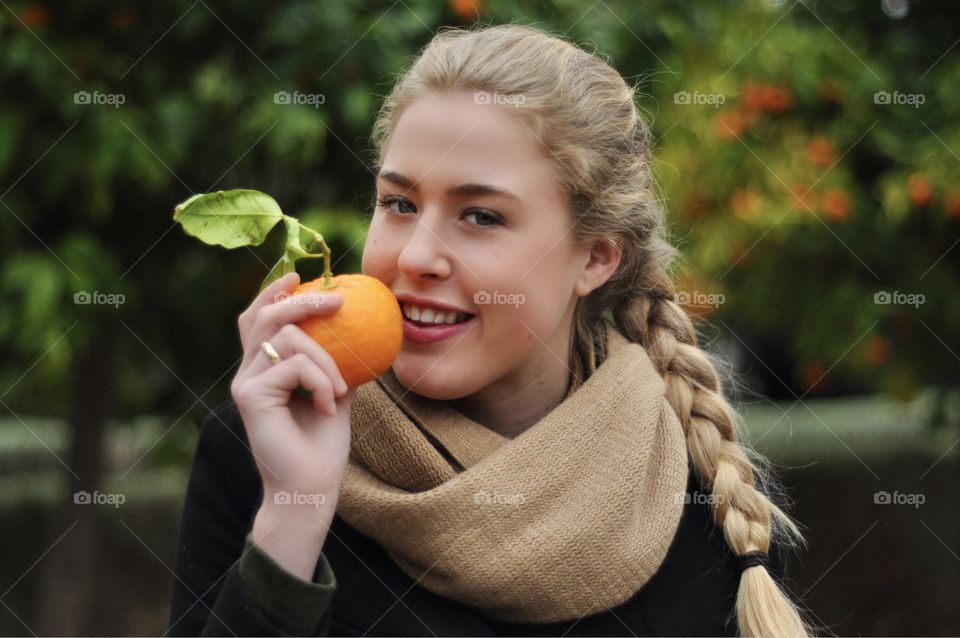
644, 3, 960, 400
0, 0, 957, 425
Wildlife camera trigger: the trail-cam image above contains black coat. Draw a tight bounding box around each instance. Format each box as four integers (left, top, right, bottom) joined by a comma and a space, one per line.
168, 399, 793, 637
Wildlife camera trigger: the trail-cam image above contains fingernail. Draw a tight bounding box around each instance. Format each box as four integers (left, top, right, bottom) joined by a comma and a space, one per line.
338, 378, 348, 394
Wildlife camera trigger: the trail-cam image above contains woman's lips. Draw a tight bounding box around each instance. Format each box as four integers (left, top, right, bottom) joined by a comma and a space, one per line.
402, 314, 478, 344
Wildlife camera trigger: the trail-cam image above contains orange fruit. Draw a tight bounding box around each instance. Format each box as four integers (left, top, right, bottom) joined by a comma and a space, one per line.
821, 188, 852, 221
907, 173, 933, 207
807, 136, 836, 167
292, 274, 403, 388
740, 81, 793, 114
761, 84, 793, 114
713, 108, 749, 140
450, 0, 482, 20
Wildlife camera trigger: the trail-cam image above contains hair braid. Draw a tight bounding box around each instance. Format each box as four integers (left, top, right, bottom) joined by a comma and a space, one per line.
613, 291, 815, 637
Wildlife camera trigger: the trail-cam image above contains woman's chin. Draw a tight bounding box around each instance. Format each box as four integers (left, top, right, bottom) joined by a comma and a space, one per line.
391, 358, 468, 401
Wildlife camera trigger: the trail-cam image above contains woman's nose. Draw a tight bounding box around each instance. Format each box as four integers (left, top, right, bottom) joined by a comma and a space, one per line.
396, 210, 453, 280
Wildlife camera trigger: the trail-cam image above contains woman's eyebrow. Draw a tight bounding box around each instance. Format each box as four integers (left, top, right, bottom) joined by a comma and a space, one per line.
378, 170, 520, 202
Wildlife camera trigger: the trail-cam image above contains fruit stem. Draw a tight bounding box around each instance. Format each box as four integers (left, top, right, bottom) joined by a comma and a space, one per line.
304, 227, 334, 289
286, 216, 336, 290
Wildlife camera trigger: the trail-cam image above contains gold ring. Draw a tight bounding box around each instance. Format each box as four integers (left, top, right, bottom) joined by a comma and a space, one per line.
260, 341, 282, 365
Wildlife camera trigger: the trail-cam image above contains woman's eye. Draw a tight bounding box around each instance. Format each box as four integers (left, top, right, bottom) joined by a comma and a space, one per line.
377, 196, 503, 228
377, 196, 416, 214
464, 210, 503, 227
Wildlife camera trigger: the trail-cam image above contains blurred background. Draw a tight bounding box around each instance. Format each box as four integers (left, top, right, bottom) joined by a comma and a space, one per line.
0, 0, 958, 635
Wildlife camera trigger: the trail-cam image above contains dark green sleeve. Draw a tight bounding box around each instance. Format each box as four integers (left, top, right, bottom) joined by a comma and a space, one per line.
237, 531, 337, 636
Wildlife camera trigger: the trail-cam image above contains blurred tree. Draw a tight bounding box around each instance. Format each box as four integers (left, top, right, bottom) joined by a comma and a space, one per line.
637, 2, 960, 411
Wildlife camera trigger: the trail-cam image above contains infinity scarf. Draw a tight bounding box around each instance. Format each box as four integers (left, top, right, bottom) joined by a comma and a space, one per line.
338, 321, 689, 623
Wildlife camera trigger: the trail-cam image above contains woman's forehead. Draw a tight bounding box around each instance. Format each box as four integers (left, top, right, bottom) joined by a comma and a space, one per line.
382, 92, 558, 199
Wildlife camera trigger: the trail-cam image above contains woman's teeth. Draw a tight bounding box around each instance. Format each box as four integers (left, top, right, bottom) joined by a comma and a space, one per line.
401, 303, 471, 325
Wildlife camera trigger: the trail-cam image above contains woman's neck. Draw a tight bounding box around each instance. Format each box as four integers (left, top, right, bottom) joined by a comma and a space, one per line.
449, 352, 573, 440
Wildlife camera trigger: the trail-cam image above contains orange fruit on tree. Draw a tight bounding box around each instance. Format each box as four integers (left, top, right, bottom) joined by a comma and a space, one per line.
821, 188, 852, 221
806, 136, 836, 167
450, 0, 482, 20
907, 172, 934, 207
292, 274, 403, 388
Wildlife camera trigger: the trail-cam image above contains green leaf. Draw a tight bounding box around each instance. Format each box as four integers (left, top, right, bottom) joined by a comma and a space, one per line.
173, 189, 284, 249
260, 253, 298, 293
258, 216, 332, 292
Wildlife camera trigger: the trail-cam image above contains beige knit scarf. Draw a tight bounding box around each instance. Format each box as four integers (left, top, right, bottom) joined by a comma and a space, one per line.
338, 321, 689, 623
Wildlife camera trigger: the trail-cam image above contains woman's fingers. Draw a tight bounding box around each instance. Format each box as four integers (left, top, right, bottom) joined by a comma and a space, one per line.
246, 353, 339, 417
248, 292, 343, 344
237, 291, 343, 376
241, 323, 349, 396
238, 272, 299, 332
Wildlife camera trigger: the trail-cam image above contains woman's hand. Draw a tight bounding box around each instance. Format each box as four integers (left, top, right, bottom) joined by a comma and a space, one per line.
230, 272, 355, 502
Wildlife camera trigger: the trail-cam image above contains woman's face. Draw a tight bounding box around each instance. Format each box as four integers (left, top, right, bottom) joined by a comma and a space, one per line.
362, 90, 618, 401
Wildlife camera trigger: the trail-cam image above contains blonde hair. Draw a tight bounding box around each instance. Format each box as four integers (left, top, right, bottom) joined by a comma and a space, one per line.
371, 22, 820, 637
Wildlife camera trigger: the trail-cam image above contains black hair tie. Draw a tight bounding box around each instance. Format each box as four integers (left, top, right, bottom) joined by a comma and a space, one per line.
735, 551, 770, 573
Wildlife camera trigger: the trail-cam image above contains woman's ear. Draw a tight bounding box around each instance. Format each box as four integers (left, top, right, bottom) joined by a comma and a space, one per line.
574, 239, 622, 297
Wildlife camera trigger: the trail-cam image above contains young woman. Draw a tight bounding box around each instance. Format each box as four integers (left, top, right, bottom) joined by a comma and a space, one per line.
169, 23, 817, 637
